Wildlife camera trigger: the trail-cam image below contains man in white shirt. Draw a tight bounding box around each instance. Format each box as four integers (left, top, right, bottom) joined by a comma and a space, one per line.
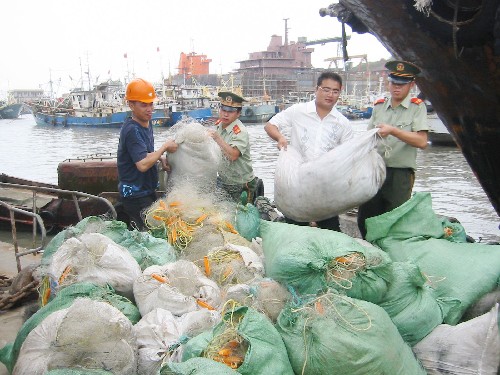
264, 71, 352, 231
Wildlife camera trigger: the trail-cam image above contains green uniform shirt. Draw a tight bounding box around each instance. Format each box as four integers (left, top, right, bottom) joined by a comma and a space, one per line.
368, 95, 428, 170
216, 119, 255, 185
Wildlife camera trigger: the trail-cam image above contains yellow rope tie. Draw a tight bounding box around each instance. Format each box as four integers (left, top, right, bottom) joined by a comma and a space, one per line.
326, 252, 366, 290
292, 293, 372, 332
39, 276, 51, 306
204, 304, 247, 369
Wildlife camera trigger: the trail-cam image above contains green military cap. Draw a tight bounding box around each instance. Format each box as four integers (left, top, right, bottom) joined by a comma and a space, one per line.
218, 91, 246, 112
385, 60, 421, 84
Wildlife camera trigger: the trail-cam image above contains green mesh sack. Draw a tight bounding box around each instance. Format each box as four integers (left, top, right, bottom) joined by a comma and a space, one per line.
260, 220, 393, 303
41, 226, 83, 268
367, 192, 500, 324
235, 201, 261, 241
440, 217, 468, 243
275, 293, 426, 375
116, 229, 176, 270
161, 357, 238, 374
46, 369, 113, 374
182, 306, 294, 375
74, 216, 177, 270
75, 216, 129, 244
0, 282, 140, 374
379, 262, 460, 345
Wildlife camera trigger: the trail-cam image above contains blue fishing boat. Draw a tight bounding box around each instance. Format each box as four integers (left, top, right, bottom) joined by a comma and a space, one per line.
29, 80, 170, 128
158, 84, 215, 126
0, 103, 24, 119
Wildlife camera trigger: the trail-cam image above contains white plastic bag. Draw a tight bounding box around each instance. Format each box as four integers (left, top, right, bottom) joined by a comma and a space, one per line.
274, 128, 386, 222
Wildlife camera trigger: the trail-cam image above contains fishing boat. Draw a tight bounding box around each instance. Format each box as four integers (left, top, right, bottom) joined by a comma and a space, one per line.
0, 103, 24, 119
427, 112, 455, 146
158, 84, 214, 126
321, 0, 500, 218
29, 80, 170, 128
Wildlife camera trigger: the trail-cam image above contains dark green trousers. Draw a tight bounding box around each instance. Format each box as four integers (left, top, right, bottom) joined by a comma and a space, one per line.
357, 167, 415, 239
218, 177, 263, 204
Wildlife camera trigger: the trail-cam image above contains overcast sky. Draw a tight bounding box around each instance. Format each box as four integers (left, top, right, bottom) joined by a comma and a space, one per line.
1, 0, 391, 97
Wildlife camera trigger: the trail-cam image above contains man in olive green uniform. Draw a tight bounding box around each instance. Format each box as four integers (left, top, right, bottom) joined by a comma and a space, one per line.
208, 92, 261, 203
357, 60, 429, 239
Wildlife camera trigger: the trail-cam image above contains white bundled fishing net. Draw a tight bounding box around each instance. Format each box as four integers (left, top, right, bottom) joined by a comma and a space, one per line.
143, 182, 242, 259
133, 308, 221, 374
133, 259, 222, 317
166, 119, 221, 190
205, 243, 264, 288
225, 279, 291, 323
413, 303, 500, 374
13, 298, 137, 375
47, 233, 141, 299
274, 128, 386, 222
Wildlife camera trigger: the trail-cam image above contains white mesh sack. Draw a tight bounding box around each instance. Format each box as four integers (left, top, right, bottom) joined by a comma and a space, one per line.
48, 233, 141, 299
133, 308, 221, 374
412, 303, 500, 375
13, 298, 137, 375
133, 259, 222, 317
166, 121, 221, 189
274, 128, 386, 222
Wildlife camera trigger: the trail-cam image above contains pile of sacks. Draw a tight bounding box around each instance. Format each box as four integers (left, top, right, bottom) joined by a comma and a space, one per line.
0, 191, 499, 375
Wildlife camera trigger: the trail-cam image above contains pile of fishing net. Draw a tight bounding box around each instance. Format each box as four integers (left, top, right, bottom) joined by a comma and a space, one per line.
274, 128, 386, 222
3, 182, 500, 374
34, 216, 176, 306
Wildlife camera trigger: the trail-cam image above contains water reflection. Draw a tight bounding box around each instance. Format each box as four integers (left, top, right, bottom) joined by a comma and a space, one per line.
1, 115, 498, 242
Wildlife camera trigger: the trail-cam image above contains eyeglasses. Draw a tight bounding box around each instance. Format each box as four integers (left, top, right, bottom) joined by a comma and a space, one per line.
318, 86, 341, 95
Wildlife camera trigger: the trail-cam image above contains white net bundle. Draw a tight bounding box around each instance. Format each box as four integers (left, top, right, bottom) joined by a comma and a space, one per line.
274, 129, 386, 222
166, 119, 221, 191
133, 308, 221, 374
205, 243, 264, 288
133, 260, 222, 317
13, 298, 137, 375
225, 279, 291, 323
47, 233, 141, 299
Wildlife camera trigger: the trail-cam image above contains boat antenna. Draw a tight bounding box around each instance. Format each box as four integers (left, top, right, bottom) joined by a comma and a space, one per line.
283, 18, 289, 46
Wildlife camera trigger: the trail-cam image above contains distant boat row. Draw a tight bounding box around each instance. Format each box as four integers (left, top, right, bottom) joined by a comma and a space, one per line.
26, 81, 214, 128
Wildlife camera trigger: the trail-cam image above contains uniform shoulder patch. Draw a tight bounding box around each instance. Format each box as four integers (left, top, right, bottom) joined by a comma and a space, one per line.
232, 124, 241, 134
374, 98, 386, 105
411, 97, 424, 105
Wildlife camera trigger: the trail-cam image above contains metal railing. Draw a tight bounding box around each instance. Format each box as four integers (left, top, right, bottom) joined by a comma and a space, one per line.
0, 200, 46, 272
0, 182, 117, 273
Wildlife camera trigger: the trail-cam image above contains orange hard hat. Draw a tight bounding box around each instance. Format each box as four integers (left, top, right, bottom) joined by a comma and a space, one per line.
125, 78, 157, 103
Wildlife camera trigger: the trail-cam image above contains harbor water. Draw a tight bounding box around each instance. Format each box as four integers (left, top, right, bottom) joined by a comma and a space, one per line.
1, 115, 499, 242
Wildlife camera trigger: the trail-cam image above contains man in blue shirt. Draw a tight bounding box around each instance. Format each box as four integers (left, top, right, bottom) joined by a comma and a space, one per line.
117, 78, 177, 230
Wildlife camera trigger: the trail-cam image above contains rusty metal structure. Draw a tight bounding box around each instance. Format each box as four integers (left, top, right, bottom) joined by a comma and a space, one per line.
320, 0, 500, 218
